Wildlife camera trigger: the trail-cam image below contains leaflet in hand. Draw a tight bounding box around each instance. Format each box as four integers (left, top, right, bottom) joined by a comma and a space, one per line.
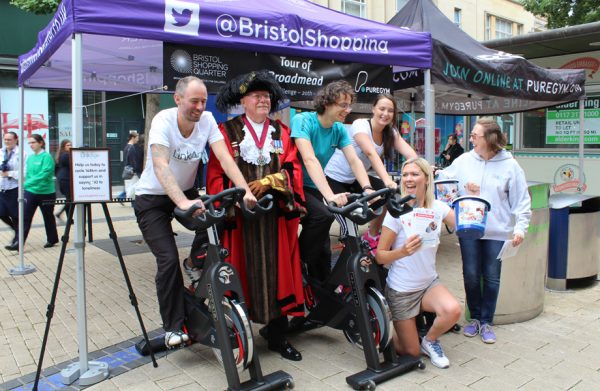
404, 208, 441, 248
496, 240, 520, 260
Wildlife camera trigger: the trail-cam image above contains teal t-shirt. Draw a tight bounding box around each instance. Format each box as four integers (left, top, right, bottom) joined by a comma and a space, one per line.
24, 151, 56, 194
291, 111, 351, 189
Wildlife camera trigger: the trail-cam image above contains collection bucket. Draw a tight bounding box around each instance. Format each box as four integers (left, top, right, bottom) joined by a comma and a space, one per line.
452, 196, 491, 239
434, 179, 459, 207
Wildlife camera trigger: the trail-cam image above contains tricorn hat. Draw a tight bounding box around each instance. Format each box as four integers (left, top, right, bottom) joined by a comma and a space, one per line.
216, 70, 286, 113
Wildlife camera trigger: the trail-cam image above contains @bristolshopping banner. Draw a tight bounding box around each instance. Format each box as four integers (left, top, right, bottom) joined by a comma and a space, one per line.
164, 43, 394, 103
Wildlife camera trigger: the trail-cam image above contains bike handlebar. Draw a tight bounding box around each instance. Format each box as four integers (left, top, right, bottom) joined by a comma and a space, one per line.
174, 187, 273, 231
327, 188, 415, 225
387, 193, 416, 218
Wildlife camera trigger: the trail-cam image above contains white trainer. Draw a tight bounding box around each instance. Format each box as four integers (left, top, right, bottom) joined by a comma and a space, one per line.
182, 258, 202, 284
421, 337, 450, 369
165, 331, 189, 347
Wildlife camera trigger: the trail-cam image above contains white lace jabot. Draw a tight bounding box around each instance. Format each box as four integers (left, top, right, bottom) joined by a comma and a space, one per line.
239, 118, 275, 166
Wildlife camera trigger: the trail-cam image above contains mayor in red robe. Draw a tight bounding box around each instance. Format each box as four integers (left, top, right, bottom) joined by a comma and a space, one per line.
207, 71, 305, 361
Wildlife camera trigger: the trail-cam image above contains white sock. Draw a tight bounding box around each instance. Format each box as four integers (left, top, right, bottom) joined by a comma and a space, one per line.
366, 231, 378, 239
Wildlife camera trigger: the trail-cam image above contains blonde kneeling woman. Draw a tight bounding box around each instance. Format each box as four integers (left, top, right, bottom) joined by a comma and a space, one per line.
375, 157, 461, 369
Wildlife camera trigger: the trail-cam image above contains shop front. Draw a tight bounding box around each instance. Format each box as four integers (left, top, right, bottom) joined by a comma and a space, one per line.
485, 23, 600, 195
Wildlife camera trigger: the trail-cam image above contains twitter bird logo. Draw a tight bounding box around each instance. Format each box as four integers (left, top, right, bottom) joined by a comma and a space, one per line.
164, 0, 200, 36
171, 8, 192, 27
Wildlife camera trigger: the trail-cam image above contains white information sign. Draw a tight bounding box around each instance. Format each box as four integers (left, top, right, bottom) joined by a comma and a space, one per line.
71, 149, 112, 202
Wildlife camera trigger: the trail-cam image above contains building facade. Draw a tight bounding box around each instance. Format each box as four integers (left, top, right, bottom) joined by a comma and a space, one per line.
0, 0, 146, 185
312, 0, 545, 40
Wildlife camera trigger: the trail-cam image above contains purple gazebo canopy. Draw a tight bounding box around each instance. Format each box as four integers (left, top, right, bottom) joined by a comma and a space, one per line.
19, 0, 432, 92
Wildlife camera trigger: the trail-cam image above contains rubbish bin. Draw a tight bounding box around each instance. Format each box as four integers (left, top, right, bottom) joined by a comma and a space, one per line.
494, 181, 549, 324
547, 194, 600, 291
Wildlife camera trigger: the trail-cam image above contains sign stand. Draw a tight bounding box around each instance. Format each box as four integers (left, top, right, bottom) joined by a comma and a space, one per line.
33, 200, 157, 388
33, 149, 157, 389
8, 87, 35, 276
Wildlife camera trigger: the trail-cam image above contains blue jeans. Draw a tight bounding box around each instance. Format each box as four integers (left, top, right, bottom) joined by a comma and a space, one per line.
459, 238, 504, 325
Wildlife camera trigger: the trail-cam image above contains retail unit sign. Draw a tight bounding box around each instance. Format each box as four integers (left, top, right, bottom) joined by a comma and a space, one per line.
71, 149, 112, 202
546, 98, 600, 144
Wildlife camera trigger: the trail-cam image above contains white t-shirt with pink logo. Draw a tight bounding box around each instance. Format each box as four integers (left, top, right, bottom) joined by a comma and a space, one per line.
135, 108, 223, 196
383, 200, 450, 293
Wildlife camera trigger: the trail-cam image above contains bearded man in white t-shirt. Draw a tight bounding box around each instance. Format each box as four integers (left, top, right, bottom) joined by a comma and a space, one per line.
134, 76, 256, 348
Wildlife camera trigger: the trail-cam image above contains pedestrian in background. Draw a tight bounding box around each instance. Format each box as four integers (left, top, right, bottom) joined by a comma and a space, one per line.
117, 131, 142, 201
1, 131, 21, 250
13, 134, 59, 251
438, 134, 463, 168
54, 139, 72, 220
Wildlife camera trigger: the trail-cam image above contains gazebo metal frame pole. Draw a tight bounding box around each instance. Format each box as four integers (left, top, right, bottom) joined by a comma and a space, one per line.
59, 33, 109, 387
424, 69, 435, 163
9, 86, 36, 276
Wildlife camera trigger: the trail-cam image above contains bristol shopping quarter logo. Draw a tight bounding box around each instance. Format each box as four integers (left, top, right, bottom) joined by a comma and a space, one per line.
164, 0, 200, 36
170, 50, 192, 74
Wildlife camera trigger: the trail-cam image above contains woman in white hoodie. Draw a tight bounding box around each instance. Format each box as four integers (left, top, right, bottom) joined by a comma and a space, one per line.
438, 117, 531, 344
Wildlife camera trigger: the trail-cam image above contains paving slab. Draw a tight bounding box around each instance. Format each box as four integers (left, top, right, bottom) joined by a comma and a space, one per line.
2, 201, 600, 390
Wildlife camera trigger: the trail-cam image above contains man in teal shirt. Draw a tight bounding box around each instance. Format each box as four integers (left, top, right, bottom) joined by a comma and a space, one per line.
291, 80, 374, 283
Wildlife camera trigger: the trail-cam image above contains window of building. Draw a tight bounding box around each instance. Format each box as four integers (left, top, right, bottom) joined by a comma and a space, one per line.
485, 14, 523, 40
520, 97, 600, 150
454, 8, 462, 29
342, 0, 366, 18
396, 0, 409, 11
495, 17, 513, 39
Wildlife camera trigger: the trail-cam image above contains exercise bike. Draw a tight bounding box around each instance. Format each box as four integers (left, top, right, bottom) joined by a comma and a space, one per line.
136, 188, 294, 391
297, 188, 425, 390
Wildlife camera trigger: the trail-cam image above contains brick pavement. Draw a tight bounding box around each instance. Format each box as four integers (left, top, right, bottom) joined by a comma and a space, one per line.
1, 201, 600, 390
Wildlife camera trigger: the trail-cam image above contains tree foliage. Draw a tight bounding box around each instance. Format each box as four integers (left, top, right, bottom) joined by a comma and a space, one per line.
522, 0, 600, 29
10, 0, 59, 15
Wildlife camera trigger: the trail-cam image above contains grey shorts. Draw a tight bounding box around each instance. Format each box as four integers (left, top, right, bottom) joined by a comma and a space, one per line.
385, 278, 441, 321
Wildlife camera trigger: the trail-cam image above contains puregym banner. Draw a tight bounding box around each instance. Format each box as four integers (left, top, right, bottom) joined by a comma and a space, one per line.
164, 43, 393, 103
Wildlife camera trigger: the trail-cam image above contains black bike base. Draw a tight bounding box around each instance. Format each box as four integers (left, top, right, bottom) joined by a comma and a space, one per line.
134, 337, 294, 391
135, 337, 169, 356
346, 356, 425, 390
233, 370, 294, 391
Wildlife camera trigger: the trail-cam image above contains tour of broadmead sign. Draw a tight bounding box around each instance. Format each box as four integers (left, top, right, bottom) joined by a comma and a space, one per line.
164, 43, 393, 103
